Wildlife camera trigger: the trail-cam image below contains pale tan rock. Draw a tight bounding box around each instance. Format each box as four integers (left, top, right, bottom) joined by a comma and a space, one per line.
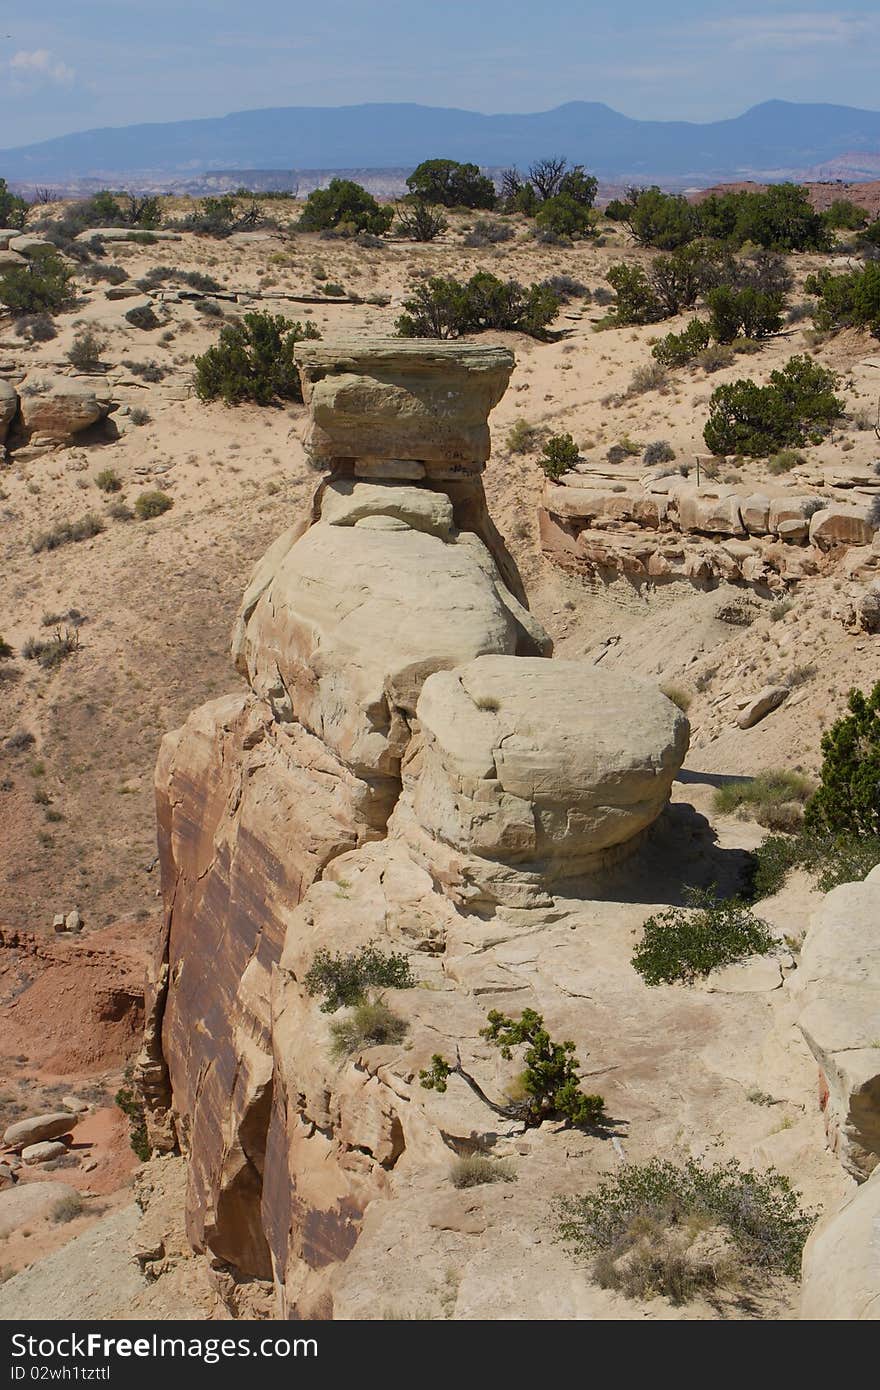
800, 1167, 880, 1319
0, 1181, 80, 1238
676, 490, 744, 537
398, 655, 688, 905
294, 338, 514, 469
320, 477, 455, 538
3, 1112, 79, 1150
740, 493, 771, 535
22, 1140, 68, 1164
794, 869, 880, 1179
0, 378, 17, 445
809, 505, 875, 549
736, 685, 789, 729
243, 512, 546, 790
19, 380, 111, 444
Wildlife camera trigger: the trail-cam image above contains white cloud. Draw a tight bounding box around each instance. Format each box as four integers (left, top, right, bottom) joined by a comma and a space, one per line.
700, 12, 876, 51
8, 50, 76, 85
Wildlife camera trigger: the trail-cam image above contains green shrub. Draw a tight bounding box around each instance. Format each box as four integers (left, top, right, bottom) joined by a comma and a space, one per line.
506, 418, 548, 455
535, 193, 594, 238
115, 1068, 150, 1162
539, 274, 588, 302
32, 513, 105, 553
134, 490, 173, 520
406, 159, 496, 210
556, 1157, 815, 1298
304, 943, 415, 1013
539, 432, 580, 480
703, 355, 843, 457
194, 311, 320, 405
805, 262, 880, 339
652, 319, 711, 367
94, 468, 122, 493
632, 886, 776, 985
0, 636, 12, 659
804, 681, 880, 838
395, 271, 559, 340
14, 312, 57, 342
606, 264, 664, 325
421, 1008, 606, 1129
298, 179, 393, 236
0, 177, 28, 229
698, 183, 831, 252
0, 246, 74, 315
66, 325, 106, 370
821, 198, 869, 231
108, 500, 134, 521
395, 200, 447, 242
330, 999, 408, 1058
750, 829, 880, 898
450, 1155, 514, 1188
129, 407, 150, 427
56, 190, 161, 236
628, 361, 668, 396
610, 187, 701, 250
706, 285, 784, 343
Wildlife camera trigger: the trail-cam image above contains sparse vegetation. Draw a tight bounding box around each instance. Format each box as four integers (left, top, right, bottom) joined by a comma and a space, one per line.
115, 1067, 150, 1162
32, 513, 105, 553
632, 886, 776, 985
750, 829, 880, 899
194, 312, 321, 405
556, 1157, 814, 1303
51, 1193, 85, 1224
22, 627, 80, 670
134, 490, 173, 520
450, 1155, 515, 1188
421, 1008, 606, 1129
805, 262, 880, 339
67, 325, 107, 370
395, 200, 448, 242
329, 999, 408, 1058
713, 771, 813, 830
94, 468, 122, 493
804, 681, 880, 838
305, 943, 415, 1012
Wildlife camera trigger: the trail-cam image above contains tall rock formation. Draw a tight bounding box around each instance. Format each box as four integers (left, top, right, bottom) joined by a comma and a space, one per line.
140, 338, 688, 1312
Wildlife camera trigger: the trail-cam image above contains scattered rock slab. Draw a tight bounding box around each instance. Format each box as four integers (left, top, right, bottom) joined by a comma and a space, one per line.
0, 1180, 79, 1239
22, 1140, 68, 1165
3, 1112, 79, 1150
736, 685, 789, 729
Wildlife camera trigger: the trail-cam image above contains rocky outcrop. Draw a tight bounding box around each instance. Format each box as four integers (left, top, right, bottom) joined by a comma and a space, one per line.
0, 378, 17, 457
18, 379, 112, 446
800, 1166, 880, 1319
794, 865, 880, 1180
540, 476, 880, 593
3, 1112, 79, 1151
142, 338, 689, 1313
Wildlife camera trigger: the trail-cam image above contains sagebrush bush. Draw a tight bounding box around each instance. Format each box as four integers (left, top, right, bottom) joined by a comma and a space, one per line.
462, 218, 515, 247
539, 432, 580, 480
51, 1193, 85, 1224
556, 1157, 814, 1301
450, 1155, 515, 1188
32, 513, 105, 553
134, 490, 173, 520
14, 312, 57, 342
642, 440, 676, 466
506, 418, 548, 455
305, 943, 415, 1013
194, 312, 320, 405
329, 999, 408, 1059
94, 468, 122, 493
632, 886, 776, 984
22, 626, 80, 670
628, 361, 668, 396
713, 771, 813, 829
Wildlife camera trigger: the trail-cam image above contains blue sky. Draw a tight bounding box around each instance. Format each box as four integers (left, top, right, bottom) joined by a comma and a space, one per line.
2, 1, 879, 146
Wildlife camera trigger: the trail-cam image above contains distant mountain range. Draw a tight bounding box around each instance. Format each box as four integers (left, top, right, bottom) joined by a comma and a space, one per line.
3, 99, 880, 188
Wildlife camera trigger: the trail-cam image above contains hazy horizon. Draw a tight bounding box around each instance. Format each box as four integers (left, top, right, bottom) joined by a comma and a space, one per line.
3, 1, 880, 147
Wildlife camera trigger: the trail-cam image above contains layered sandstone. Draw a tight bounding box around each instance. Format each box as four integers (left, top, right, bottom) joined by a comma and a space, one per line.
141, 338, 689, 1311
